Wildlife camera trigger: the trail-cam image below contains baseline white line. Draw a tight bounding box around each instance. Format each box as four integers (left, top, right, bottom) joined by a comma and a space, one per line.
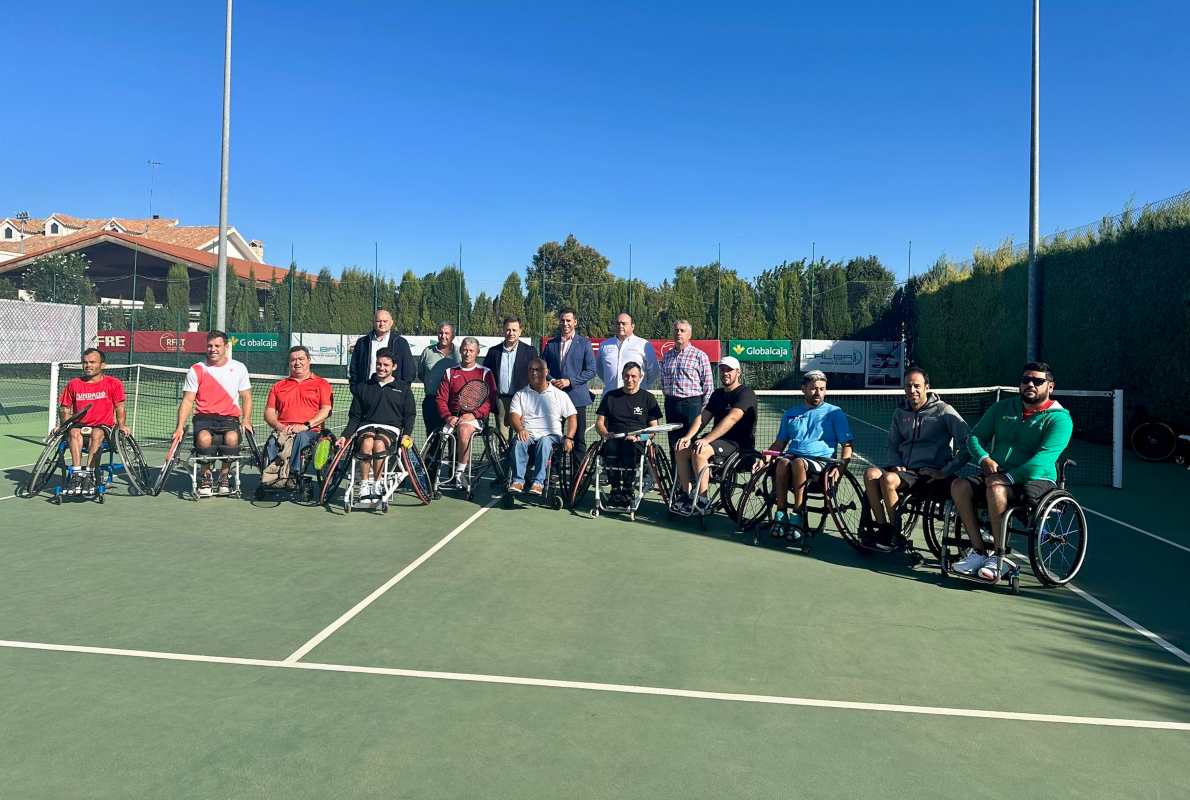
1067, 583, 1190, 666
284, 498, 498, 663
1, 461, 36, 471
1083, 507, 1190, 556
0, 494, 18, 502
1, 639, 1186, 731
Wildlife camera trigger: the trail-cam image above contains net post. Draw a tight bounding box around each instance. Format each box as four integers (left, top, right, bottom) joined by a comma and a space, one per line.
47, 361, 60, 436
132, 364, 142, 437
1112, 388, 1124, 489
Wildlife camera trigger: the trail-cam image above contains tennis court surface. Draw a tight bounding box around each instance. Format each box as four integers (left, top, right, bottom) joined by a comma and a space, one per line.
1, 366, 1187, 798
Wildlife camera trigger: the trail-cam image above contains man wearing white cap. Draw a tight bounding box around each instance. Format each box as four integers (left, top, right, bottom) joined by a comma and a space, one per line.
672, 355, 757, 513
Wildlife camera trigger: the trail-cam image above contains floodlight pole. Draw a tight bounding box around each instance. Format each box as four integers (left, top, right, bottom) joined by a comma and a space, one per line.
1026, 0, 1041, 361
215, 0, 233, 331
627, 243, 633, 316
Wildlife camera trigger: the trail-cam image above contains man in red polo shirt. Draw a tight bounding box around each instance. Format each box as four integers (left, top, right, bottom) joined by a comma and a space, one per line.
264, 345, 333, 474
57, 347, 129, 493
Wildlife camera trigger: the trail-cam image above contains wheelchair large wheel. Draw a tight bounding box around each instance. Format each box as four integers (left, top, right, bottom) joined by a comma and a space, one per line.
718, 450, 758, 523
918, 499, 946, 560
113, 429, 152, 495
479, 427, 508, 483
735, 460, 776, 530
825, 467, 865, 543
568, 442, 601, 510
400, 438, 433, 505
20, 430, 66, 497
1029, 492, 1088, 586
319, 440, 353, 506
1131, 421, 1177, 462
422, 430, 448, 494
646, 444, 673, 501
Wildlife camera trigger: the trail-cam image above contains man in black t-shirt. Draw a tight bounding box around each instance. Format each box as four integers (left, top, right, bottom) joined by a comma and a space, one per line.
595, 361, 662, 501
673, 356, 757, 512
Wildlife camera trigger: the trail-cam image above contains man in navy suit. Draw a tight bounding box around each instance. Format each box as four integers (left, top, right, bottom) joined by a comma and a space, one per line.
541, 307, 596, 460
482, 315, 538, 443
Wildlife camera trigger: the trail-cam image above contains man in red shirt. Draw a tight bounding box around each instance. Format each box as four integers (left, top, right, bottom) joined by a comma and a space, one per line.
263, 345, 333, 474
435, 336, 497, 485
57, 348, 129, 492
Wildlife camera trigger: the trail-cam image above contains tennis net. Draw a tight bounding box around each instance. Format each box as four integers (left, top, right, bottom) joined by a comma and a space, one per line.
41, 362, 1124, 488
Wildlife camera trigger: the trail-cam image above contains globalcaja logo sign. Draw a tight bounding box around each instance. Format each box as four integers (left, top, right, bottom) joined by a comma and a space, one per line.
229, 332, 280, 352
728, 339, 792, 362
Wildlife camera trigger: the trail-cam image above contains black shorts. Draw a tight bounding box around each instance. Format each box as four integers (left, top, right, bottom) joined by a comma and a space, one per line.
705, 439, 739, 464
963, 474, 1056, 507
193, 414, 240, 443
886, 469, 952, 500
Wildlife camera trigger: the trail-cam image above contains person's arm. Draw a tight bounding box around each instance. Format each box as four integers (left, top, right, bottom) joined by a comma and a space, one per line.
476, 370, 498, 418
399, 337, 416, 385
340, 389, 364, 443
643, 342, 661, 389
575, 338, 596, 386
595, 414, 610, 439
647, 394, 663, 424
677, 409, 712, 449
1005, 413, 1074, 482
59, 404, 72, 424
174, 392, 196, 441
401, 384, 416, 437
264, 385, 282, 431
699, 352, 713, 407
114, 401, 129, 433
700, 408, 743, 445
509, 410, 530, 442
940, 407, 971, 476
239, 390, 254, 432
830, 409, 854, 463
967, 404, 998, 471
887, 412, 905, 468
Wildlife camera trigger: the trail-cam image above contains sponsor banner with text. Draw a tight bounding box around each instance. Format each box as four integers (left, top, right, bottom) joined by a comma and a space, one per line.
865, 340, 904, 388
96, 330, 207, 354
540, 338, 722, 362
229, 332, 280, 352
727, 339, 793, 362
798, 339, 867, 374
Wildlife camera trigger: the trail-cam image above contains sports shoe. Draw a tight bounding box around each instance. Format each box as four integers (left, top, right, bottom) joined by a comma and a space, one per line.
876, 523, 895, 547
529, 483, 545, 495
197, 473, 214, 498
770, 509, 787, 537
952, 549, 985, 575
859, 523, 879, 547
359, 479, 375, 500
978, 555, 1002, 582
672, 490, 692, 513
217, 474, 231, 496
510, 481, 524, 493
693, 494, 713, 514
66, 469, 84, 495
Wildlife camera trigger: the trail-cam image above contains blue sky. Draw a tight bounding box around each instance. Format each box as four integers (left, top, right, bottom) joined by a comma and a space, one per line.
6, 1, 1188, 294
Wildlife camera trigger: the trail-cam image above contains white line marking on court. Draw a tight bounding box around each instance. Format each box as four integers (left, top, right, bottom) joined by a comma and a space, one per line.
1, 461, 35, 471
0, 494, 18, 502
1083, 507, 1190, 556
1067, 583, 1190, 666
283, 498, 499, 663
0, 638, 1186, 732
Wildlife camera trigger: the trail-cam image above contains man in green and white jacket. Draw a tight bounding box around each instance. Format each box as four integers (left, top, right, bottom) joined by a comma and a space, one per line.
950, 361, 1073, 581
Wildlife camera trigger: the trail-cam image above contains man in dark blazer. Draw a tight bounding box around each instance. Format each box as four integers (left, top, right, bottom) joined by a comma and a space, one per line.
348, 308, 416, 388
482, 316, 538, 443
541, 307, 596, 460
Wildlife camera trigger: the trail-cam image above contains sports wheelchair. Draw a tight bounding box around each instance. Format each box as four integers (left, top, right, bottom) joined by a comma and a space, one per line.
252, 428, 338, 505
569, 423, 680, 521
665, 444, 762, 528
319, 425, 432, 513
501, 435, 570, 511
937, 459, 1088, 593
422, 419, 507, 501
848, 472, 954, 563
20, 406, 152, 503
733, 450, 864, 554
154, 420, 261, 501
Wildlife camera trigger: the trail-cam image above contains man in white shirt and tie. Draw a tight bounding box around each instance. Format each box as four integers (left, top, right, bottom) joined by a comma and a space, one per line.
597, 312, 660, 391
482, 316, 538, 444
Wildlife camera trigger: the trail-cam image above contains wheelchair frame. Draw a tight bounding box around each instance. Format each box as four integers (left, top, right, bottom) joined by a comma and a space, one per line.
848, 474, 954, 564
570, 423, 679, 521
21, 407, 152, 502
733, 451, 864, 555
422, 420, 507, 501
253, 428, 337, 505
666, 445, 760, 528
319, 426, 432, 513
501, 435, 569, 511
184, 424, 261, 501
937, 459, 1089, 592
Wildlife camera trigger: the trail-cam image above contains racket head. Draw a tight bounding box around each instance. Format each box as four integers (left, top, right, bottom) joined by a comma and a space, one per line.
319, 438, 353, 505
152, 426, 188, 496
242, 426, 264, 471
401, 443, 433, 505
456, 379, 490, 414
53, 403, 93, 437
312, 435, 333, 471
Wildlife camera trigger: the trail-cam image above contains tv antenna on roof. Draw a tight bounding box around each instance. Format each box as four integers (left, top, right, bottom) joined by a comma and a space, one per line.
147, 160, 163, 219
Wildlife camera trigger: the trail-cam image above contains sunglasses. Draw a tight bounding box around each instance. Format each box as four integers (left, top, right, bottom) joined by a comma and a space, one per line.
1020, 376, 1049, 387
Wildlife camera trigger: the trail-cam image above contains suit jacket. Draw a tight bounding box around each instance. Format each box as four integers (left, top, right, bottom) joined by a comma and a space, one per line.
482, 341, 538, 396
541, 334, 596, 408
348, 332, 416, 386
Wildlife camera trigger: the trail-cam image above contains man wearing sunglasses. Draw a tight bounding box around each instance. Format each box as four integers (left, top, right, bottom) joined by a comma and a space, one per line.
950, 362, 1073, 581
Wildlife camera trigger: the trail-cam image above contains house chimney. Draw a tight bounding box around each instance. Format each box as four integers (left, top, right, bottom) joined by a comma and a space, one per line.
248, 239, 264, 261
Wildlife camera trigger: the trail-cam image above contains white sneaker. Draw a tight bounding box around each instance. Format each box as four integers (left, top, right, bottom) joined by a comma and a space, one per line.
358, 479, 374, 500
978, 555, 1002, 582
952, 549, 986, 575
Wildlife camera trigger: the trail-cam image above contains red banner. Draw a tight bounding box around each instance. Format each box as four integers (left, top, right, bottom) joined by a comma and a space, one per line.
97, 330, 208, 354
539, 337, 722, 362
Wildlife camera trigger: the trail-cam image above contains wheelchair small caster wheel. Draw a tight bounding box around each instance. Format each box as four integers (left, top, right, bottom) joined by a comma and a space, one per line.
550, 496, 564, 511
1009, 574, 1020, 594
628, 511, 635, 521
254, 486, 265, 500
502, 492, 515, 509
53, 492, 62, 505
97, 492, 105, 504
380, 501, 389, 514
591, 508, 600, 518
343, 500, 352, 514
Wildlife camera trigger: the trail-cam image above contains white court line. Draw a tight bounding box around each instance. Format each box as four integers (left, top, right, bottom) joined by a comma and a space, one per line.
284, 498, 498, 663
0, 638, 1186, 731
1067, 583, 1190, 666
1083, 508, 1190, 556
1, 461, 36, 471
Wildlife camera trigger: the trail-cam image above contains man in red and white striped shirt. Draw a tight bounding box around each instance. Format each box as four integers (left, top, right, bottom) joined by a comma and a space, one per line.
435, 337, 497, 483
171, 330, 254, 496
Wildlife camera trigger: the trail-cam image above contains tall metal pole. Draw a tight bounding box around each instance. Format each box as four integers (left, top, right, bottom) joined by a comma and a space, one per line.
627, 243, 633, 316
373, 241, 379, 313
1026, 0, 1041, 360
716, 243, 722, 342
147, 160, 162, 218
457, 242, 463, 330
215, 0, 233, 330
907, 240, 913, 280
809, 242, 815, 339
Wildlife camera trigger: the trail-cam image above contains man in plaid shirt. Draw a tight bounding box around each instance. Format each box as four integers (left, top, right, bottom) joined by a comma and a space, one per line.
660, 319, 713, 457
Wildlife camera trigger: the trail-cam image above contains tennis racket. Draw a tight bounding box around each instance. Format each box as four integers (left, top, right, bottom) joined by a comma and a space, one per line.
399, 435, 432, 505
319, 438, 354, 506
312, 434, 334, 472
152, 426, 188, 496
242, 426, 264, 471
455, 379, 490, 415
53, 403, 94, 436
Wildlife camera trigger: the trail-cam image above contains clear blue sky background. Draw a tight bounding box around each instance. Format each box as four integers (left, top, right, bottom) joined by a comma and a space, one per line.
6, 1, 1187, 294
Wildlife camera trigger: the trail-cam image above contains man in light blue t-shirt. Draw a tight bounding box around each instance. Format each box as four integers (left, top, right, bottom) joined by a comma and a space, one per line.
764, 370, 854, 537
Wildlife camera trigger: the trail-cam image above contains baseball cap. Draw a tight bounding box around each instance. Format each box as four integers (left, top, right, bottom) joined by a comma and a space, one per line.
719, 356, 741, 371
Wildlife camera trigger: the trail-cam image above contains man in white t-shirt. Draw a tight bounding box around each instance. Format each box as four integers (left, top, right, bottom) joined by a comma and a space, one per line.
508, 358, 577, 494
171, 330, 253, 496
597, 312, 660, 391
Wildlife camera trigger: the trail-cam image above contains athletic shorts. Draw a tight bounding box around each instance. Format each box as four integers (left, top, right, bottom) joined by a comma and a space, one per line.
705, 439, 739, 465
193, 414, 240, 443
785, 453, 830, 475
355, 423, 401, 450
963, 474, 1056, 507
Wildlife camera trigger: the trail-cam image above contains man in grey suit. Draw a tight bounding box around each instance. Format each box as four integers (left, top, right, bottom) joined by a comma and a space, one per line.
541, 307, 596, 460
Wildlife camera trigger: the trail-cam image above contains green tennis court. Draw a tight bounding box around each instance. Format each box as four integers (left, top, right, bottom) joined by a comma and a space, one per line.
1, 397, 1186, 798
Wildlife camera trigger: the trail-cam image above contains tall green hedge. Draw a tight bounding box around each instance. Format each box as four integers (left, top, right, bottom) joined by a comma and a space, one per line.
911, 201, 1190, 427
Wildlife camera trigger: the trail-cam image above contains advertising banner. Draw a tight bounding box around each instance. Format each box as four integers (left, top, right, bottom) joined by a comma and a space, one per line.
554, 338, 722, 362
291, 333, 347, 365
798, 339, 866, 374
97, 330, 206, 354
229, 332, 280, 352
864, 341, 905, 388
727, 339, 793, 362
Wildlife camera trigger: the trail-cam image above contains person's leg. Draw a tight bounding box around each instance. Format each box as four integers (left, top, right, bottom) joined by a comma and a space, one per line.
289, 429, 319, 474
951, 478, 983, 551
773, 458, 790, 513
864, 466, 887, 523
219, 427, 240, 484
358, 434, 375, 480
87, 427, 106, 469
422, 396, 442, 441
674, 439, 693, 496
985, 476, 1012, 554
67, 428, 84, 469
789, 458, 809, 511
511, 438, 529, 486
571, 405, 588, 461
195, 428, 215, 487
530, 435, 558, 489
493, 396, 512, 445
456, 418, 477, 469
878, 471, 903, 524
371, 432, 395, 486
692, 442, 715, 497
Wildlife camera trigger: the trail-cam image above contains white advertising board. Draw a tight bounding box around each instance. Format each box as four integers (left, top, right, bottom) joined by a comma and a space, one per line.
798, 339, 867, 374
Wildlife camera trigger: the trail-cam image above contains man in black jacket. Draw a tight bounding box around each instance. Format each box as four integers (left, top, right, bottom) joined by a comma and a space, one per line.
482, 316, 538, 443
348, 308, 416, 387
338, 349, 416, 499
